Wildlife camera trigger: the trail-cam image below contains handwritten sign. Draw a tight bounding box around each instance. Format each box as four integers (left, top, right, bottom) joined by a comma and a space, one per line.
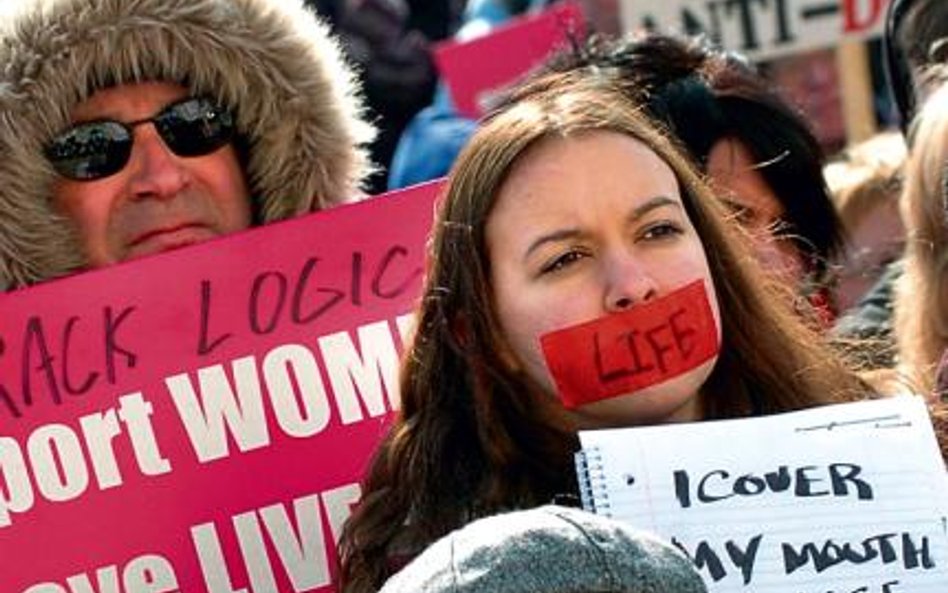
433, 2, 585, 119
577, 397, 948, 592
541, 280, 719, 408
620, 0, 892, 61
0, 180, 442, 593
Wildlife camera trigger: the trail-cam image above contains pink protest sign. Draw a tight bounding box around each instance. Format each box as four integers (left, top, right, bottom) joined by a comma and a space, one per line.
540, 280, 720, 409
0, 180, 442, 593
433, 2, 585, 118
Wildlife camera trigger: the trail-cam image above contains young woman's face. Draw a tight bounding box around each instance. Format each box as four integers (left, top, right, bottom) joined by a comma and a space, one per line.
486, 131, 720, 428
706, 138, 806, 289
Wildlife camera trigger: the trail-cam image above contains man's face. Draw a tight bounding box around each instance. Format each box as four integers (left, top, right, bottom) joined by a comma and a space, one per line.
52, 82, 252, 267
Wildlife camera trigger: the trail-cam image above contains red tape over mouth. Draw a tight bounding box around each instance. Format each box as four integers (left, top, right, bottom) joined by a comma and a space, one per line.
539, 280, 719, 409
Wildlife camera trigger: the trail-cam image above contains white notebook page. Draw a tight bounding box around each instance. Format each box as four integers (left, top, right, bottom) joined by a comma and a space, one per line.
577, 397, 948, 592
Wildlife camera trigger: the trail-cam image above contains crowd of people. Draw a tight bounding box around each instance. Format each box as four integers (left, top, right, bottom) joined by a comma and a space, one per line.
1, 0, 946, 591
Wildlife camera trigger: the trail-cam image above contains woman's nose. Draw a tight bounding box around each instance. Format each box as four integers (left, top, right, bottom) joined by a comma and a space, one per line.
604, 256, 658, 312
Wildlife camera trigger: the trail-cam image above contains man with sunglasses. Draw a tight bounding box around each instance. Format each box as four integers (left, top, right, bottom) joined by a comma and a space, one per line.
0, 0, 375, 289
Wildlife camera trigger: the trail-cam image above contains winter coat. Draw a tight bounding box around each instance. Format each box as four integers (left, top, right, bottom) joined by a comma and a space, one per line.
386, 0, 552, 190
0, 0, 375, 289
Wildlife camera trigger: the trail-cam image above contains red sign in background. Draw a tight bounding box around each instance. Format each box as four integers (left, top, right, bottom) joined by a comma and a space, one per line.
434, 2, 585, 119
0, 180, 442, 593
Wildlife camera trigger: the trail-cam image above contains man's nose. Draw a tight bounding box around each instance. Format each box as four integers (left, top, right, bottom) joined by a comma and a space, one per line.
603, 255, 658, 312
126, 126, 189, 200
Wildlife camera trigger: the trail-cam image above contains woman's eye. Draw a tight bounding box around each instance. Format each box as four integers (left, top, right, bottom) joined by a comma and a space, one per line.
640, 221, 684, 241
540, 250, 586, 275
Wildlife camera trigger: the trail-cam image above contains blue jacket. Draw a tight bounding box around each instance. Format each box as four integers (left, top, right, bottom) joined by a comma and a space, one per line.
387, 0, 552, 189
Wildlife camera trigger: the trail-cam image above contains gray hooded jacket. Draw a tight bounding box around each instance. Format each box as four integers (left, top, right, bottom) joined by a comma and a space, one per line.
0, 0, 375, 289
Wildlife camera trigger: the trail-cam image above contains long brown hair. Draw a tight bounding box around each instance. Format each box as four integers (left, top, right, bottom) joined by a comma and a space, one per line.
338, 73, 870, 593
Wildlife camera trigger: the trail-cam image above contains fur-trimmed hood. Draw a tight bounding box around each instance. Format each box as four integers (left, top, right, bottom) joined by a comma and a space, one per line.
0, 0, 375, 289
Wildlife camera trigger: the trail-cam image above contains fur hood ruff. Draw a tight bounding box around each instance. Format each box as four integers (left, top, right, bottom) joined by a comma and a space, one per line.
0, 0, 375, 288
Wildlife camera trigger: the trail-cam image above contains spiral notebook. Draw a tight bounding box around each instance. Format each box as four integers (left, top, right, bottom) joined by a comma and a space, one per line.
575, 397, 948, 592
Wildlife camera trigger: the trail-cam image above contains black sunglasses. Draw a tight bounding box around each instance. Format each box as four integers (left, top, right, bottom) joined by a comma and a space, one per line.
45, 96, 236, 181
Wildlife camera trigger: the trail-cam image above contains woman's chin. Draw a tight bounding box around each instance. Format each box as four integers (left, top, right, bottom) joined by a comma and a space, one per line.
563, 359, 715, 429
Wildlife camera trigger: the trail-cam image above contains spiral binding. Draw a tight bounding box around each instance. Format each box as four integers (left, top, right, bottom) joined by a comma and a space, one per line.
574, 446, 612, 517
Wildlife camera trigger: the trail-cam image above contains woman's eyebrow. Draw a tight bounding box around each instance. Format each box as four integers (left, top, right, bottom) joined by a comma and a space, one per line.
627, 195, 682, 224
523, 196, 682, 261
524, 228, 582, 261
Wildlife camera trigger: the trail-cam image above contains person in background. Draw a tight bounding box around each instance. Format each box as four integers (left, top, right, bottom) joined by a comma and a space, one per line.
309, 0, 466, 193
884, 0, 948, 133
891, 72, 948, 460
0, 0, 374, 290
894, 76, 948, 396
378, 506, 708, 593
539, 33, 846, 324
825, 133, 907, 369
387, 0, 620, 190
825, 132, 907, 314
831, 0, 948, 372
387, 0, 555, 190
338, 73, 872, 592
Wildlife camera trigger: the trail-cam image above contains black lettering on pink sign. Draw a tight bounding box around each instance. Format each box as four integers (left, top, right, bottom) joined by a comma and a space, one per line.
104, 306, 138, 383
62, 316, 99, 395
292, 257, 344, 324
0, 335, 20, 418
1, 305, 139, 420
195, 246, 423, 357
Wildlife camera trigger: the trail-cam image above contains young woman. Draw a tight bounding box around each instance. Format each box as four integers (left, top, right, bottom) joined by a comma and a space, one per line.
338, 73, 872, 592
